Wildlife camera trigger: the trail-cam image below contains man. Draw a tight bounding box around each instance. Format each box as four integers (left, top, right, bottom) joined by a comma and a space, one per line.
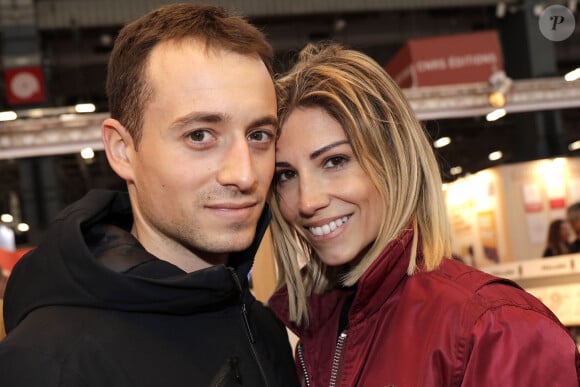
568, 202, 580, 253
0, 4, 299, 386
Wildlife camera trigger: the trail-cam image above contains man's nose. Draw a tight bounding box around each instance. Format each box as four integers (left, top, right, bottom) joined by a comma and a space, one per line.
216, 138, 258, 192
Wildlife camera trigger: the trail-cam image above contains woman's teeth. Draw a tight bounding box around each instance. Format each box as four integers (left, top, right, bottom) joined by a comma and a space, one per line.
309, 216, 350, 236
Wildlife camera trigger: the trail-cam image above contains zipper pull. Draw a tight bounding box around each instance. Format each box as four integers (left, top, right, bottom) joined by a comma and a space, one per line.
229, 357, 242, 384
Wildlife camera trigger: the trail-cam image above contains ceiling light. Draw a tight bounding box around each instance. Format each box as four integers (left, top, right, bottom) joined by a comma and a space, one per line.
496, 1, 507, 18
450, 166, 463, 175
488, 71, 512, 108
488, 151, 503, 161
80, 147, 95, 160
0, 111, 17, 121
433, 136, 451, 148
75, 103, 96, 113
1, 213, 14, 223
486, 108, 506, 121
565, 68, 580, 82
16, 223, 30, 233
59, 113, 78, 121
569, 140, 580, 151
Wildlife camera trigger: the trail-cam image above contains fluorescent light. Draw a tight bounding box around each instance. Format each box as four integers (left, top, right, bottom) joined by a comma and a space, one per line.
75, 103, 96, 113
28, 109, 44, 118
0, 111, 17, 121
565, 68, 580, 82
569, 140, 580, 151
433, 136, 451, 148
16, 223, 30, 233
59, 113, 78, 121
486, 108, 506, 122
489, 151, 503, 161
0, 213, 14, 223
80, 147, 95, 160
450, 166, 463, 175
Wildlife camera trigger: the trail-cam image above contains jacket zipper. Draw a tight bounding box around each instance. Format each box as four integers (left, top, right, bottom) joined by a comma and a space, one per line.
296, 343, 311, 387
297, 331, 348, 387
230, 268, 270, 387
328, 331, 348, 387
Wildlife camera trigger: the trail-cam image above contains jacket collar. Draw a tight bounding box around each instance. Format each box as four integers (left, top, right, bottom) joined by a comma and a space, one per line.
270, 228, 415, 336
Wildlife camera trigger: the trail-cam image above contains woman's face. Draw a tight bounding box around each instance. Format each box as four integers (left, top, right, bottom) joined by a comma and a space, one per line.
560, 221, 571, 242
274, 106, 384, 267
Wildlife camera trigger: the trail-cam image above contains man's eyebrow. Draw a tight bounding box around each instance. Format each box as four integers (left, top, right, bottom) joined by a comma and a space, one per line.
169, 112, 227, 130
250, 115, 279, 130
168, 112, 278, 131
310, 140, 349, 160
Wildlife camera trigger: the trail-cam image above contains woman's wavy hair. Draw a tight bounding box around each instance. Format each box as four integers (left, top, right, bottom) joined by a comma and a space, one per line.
269, 42, 452, 326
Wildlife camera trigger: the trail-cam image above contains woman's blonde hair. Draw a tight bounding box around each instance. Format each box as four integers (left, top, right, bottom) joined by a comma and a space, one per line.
270, 42, 451, 326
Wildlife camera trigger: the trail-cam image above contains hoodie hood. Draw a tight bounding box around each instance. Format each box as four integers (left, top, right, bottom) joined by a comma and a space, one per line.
4, 189, 270, 332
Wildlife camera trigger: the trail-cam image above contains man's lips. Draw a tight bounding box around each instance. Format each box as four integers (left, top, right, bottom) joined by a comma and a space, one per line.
206, 202, 257, 210
204, 202, 259, 220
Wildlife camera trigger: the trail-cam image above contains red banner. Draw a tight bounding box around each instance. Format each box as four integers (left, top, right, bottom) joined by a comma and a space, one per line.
385, 30, 504, 88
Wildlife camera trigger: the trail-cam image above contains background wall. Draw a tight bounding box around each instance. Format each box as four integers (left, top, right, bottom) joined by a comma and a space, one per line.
446, 156, 580, 266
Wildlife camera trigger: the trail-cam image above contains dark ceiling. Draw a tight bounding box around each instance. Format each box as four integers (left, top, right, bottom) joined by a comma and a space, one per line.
0, 1, 579, 246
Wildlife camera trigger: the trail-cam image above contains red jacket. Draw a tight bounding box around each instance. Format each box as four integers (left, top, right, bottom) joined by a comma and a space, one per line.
269, 229, 580, 386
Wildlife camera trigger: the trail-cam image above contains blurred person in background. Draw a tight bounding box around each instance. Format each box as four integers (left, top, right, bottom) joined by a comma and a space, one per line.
543, 219, 571, 257
268, 42, 580, 387
0, 265, 6, 340
0, 4, 299, 386
568, 202, 580, 254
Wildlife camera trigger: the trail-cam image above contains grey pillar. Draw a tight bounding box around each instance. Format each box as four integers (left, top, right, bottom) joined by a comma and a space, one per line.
498, 0, 567, 161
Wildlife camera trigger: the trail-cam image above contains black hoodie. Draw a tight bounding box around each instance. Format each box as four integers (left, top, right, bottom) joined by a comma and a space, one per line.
0, 190, 299, 387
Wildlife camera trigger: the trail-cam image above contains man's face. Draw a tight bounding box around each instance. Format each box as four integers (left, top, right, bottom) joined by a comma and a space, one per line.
125, 39, 277, 268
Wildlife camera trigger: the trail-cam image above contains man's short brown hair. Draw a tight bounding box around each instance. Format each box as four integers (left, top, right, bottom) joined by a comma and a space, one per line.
106, 3, 273, 147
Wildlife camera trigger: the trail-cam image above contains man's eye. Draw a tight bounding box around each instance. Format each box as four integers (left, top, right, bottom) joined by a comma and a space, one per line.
248, 130, 273, 143
188, 130, 212, 143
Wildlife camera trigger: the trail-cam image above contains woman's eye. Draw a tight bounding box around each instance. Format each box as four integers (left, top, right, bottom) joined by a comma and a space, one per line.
188, 129, 213, 143
275, 170, 296, 184
323, 155, 348, 169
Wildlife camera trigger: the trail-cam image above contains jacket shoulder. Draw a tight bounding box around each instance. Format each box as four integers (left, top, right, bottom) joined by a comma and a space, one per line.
416, 258, 560, 323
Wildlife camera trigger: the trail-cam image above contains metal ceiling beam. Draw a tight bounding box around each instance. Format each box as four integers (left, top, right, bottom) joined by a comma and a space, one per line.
33, 0, 519, 29
0, 77, 579, 160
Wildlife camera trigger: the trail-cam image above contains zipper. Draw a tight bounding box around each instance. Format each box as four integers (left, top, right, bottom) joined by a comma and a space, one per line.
230, 268, 270, 387
328, 331, 348, 387
296, 343, 311, 387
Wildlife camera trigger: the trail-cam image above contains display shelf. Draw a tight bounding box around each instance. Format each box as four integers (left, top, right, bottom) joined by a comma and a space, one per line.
483, 253, 580, 326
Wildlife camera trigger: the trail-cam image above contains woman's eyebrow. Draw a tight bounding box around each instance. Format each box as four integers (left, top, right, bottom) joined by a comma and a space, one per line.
310, 140, 349, 159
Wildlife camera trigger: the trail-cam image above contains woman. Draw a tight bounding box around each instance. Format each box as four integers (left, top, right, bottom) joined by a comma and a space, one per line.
268, 43, 579, 386
543, 219, 571, 257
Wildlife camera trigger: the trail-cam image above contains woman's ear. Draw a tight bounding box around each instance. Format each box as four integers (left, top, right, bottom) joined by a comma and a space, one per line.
101, 118, 135, 182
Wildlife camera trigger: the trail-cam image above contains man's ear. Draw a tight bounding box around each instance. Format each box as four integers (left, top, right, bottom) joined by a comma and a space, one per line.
102, 118, 135, 182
